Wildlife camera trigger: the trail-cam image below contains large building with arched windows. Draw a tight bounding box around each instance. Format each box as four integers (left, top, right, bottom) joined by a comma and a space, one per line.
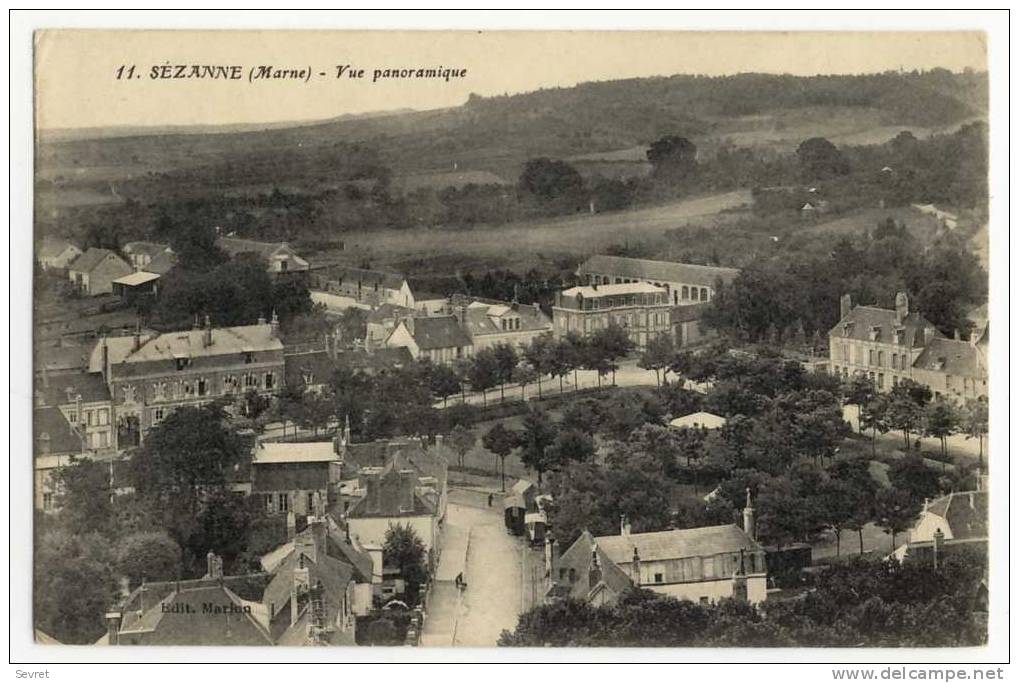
576, 255, 739, 307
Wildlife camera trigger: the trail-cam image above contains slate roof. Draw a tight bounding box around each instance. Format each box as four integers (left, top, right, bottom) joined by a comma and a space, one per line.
39, 371, 111, 406
345, 442, 448, 519
36, 342, 88, 374
594, 524, 762, 565
460, 300, 552, 337
34, 405, 83, 455
143, 250, 178, 275
924, 491, 988, 541
37, 237, 79, 261
263, 543, 354, 641
578, 255, 740, 288
101, 323, 283, 366
318, 265, 407, 291
403, 316, 472, 350
912, 337, 987, 377
117, 583, 273, 646
367, 303, 415, 324
554, 530, 634, 602
69, 248, 128, 273
830, 305, 940, 347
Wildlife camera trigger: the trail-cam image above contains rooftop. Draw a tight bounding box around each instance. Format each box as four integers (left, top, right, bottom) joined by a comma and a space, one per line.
830, 304, 940, 347
317, 264, 407, 291
34, 405, 84, 455
578, 255, 740, 288
923, 490, 988, 541
669, 411, 727, 430
561, 282, 665, 299
69, 248, 127, 273
400, 316, 473, 351
912, 336, 987, 378
594, 524, 761, 564
113, 271, 161, 287
92, 323, 283, 369
39, 370, 111, 405
37, 236, 79, 260
253, 441, 340, 465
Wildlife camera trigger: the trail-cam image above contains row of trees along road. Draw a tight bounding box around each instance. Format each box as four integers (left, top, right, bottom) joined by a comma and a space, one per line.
844, 374, 989, 469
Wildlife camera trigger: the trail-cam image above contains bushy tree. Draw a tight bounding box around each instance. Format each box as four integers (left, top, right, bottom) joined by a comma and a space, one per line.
34, 530, 117, 644
518, 409, 559, 484
482, 423, 519, 490
382, 524, 430, 605
52, 456, 114, 535
115, 531, 183, 589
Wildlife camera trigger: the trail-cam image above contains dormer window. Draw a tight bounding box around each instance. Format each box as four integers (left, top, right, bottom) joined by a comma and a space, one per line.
842, 322, 854, 337
244, 352, 254, 364
175, 357, 190, 371
869, 326, 881, 341
894, 328, 906, 345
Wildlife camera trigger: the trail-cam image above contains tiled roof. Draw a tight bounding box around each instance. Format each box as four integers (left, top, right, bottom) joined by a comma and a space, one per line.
925, 491, 987, 541
34, 405, 83, 455
69, 248, 128, 273
578, 255, 740, 288
829, 305, 940, 347
912, 337, 987, 377
594, 524, 761, 564
113, 271, 160, 287
404, 316, 472, 351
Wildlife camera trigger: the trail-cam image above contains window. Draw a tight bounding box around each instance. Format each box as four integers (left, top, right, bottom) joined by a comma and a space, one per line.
265, 372, 275, 390
197, 378, 207, 396
682, 286, 689, 300
280, 260, 288, 272
245, 374, 258, 388
877, 351, 884, 367
97, 408, 109, 426
654, 572, 663, 584
244, 352, 254, 364
154, 407, 165, 423
559, 568, 566, 580
175, 357, 190, 371
307, 491, 315, 512
66, 409, 77, 424
568, 568, 577, 583
99, 432, 109, 448
868, 349, 875, 365
892, 353, 898, 368
699, 597, 710, 605
43, 492, 54, 511
878, 373, 885, 389
264, 494, 275, 514
277, 493, 289, 512
700, 288, 708, 302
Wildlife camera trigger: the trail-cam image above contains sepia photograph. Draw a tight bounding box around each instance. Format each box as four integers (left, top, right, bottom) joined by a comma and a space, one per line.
12, 13, 1009, 670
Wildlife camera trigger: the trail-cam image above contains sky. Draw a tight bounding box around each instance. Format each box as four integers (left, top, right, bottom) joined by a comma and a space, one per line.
34, 30, 987, 131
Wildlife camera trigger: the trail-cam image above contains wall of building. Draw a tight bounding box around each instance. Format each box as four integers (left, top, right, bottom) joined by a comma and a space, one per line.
636, 575, 767, 605
553, 304, 671, 350
583, 272, 718, 306
828, 337, 922, 392
347, 514, 437, 552
83, 257, 133, 295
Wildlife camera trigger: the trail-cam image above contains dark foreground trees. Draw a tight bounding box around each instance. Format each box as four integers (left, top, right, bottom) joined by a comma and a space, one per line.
499, 551, 987, 647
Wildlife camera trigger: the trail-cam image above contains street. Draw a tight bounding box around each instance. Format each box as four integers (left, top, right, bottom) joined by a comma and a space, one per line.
421, 489, 524, 647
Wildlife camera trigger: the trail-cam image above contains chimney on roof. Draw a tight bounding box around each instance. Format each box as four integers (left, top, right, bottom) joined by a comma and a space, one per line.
364, 470, 382, 514
203, 315, 213, 347
291, 554, 310, 627
286, 509, 296, 541
588, 545, 602, 589
742, 488, 756, 541
399, 468, 417, 513
270, 310, 280, 339
932, 528, 945, 570
954, 329, 961, 341
104, 609, 123, 646
258, 313, 267, 326
620, 514, 631, 537
632, 546, 641, 587
839, 293, 852, 320
193, 315, 201, 330
544, 536, 557, 588
895, 292, 909, 325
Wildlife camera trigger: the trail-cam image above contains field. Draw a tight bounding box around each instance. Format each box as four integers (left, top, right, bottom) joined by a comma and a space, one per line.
334, 189, 753, 273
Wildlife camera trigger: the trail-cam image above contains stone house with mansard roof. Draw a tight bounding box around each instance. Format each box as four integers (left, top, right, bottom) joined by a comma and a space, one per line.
88, 315, 285, 447
828, 291, 988, 400
553, 281, 672, 351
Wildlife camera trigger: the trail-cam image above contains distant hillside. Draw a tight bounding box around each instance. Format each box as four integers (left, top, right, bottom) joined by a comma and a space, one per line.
36, 69, 987, 208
